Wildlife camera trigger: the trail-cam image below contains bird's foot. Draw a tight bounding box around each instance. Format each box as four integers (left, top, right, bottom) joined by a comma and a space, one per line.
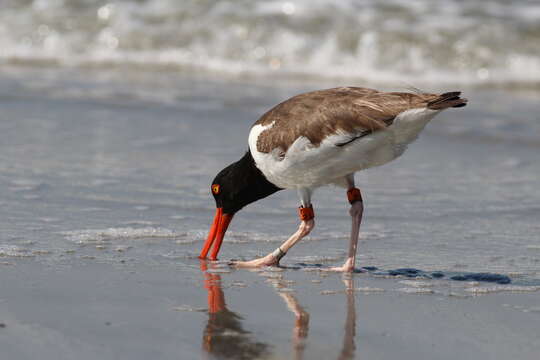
327, 257, 355, 272
230, 253, 279, 268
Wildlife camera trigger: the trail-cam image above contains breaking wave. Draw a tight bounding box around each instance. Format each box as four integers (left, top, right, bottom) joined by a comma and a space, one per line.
1, 0, 540, 86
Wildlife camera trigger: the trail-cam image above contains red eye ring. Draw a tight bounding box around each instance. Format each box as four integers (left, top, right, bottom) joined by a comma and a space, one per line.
211, 184, 220, 195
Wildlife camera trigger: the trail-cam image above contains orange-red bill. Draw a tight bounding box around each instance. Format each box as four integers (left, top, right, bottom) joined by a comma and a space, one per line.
199, 208, 222, 259
199, 208, 233, 260
209, 213, 233, 260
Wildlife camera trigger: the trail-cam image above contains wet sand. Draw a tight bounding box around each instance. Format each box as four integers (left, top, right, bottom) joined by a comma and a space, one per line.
0, 67, 539, 359
1, 260, 539, 360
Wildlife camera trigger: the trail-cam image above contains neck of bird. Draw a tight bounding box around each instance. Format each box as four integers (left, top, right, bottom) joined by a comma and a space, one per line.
230, 151, 282, 210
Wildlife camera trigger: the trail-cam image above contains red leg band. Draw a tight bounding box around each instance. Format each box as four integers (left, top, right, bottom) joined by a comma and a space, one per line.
347, 188, 363, 204
298, 205, 314, 221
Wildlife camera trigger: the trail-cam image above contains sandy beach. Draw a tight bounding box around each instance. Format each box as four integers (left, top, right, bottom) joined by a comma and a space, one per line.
0, 66, 539, 359
1, 0, 540, 358
1, 259, 539, 360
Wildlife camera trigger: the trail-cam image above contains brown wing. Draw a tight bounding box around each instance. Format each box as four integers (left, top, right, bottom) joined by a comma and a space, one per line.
253, 87, 452, 154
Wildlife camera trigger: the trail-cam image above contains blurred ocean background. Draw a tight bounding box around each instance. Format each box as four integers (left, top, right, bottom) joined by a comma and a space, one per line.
1, 2, 540, 359
2, 0, 540, 86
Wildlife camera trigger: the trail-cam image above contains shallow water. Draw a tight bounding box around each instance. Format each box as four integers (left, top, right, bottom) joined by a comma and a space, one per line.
1, 67, 539, 277
2, 260, 540, 360
1, 67, 540, 359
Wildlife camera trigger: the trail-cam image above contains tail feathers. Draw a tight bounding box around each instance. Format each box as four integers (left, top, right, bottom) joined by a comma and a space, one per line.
428, 91, 468, 110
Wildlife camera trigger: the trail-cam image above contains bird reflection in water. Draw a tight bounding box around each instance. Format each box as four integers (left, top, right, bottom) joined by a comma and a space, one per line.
200, 261, 269, 360
266, 276, 310, 360
337, 276, 356, 360
200, 261, 358, 360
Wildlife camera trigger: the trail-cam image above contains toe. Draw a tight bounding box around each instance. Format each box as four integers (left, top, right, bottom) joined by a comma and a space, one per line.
231, 254, 278, 268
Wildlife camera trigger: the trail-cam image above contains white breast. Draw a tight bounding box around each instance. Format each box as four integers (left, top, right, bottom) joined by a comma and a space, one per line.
249, 107, 440, 189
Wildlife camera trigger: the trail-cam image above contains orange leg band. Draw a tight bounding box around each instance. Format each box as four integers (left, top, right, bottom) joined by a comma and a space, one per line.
298, 205, 315, 221
347, 188, 363, 204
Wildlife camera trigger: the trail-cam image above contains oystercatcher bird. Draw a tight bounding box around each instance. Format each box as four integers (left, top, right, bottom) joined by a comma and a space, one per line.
199, 87, 467, 271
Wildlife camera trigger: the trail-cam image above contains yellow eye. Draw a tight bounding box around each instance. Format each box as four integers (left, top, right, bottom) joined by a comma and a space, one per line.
211, 184, 220, 195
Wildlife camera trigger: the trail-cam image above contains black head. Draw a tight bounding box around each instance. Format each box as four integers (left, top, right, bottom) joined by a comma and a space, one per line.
199, 151, 281, 260
210, 151, 281, 215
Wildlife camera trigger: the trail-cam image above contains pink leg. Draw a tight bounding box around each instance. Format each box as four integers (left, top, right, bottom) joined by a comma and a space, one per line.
232, 189, 315, 268
330, 200, 363, 272
330, 181, 364, 272
232, 219, 315, 268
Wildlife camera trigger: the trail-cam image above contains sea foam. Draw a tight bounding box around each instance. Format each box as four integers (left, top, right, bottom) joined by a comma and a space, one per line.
61, 227, 180, 243
1, 0, 539, 86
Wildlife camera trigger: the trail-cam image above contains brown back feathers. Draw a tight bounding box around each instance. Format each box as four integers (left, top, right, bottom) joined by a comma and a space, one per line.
254, 87, 467, 153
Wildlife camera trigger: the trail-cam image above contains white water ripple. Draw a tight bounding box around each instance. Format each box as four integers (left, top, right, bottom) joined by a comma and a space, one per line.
61, 227, 180, 243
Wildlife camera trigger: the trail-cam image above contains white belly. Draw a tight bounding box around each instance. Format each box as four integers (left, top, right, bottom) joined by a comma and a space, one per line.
249, 108, 440, 189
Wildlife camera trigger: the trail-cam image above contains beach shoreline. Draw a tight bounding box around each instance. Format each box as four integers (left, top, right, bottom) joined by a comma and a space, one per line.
1, 260, 539, 360
0, 66, 539, 359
